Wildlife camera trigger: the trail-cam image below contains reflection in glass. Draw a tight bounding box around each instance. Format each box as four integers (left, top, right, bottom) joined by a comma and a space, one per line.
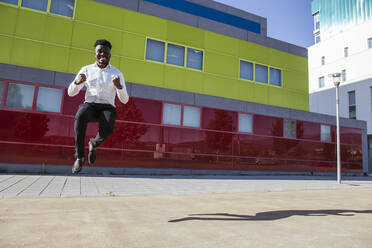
0, 81, 4, 104
163, 103, 181, 125
240, 61, 253, 80
146, 39, 165, 62
239, 113, 252, 133
50, 0, 75, 18
187, 48, 203, 70
321, 125, 331, 142
255, 64, 268, 83
22, 0, 48, 11
284, 120, 296, 138
270, 68, 282, 86
36, 87, 63, 113
183, 106, 200, 127
6, 83, 35, 110
167, 43, 185, 66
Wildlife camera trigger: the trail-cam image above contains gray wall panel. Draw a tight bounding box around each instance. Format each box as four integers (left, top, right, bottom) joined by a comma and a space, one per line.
54, 72, 75, 88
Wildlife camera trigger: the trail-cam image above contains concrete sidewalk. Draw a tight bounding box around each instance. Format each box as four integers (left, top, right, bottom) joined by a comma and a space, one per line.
1, 173, 372, 198
1, 174, 372, 248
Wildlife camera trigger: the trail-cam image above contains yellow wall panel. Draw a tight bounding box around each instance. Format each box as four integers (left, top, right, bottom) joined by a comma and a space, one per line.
122, 32, 146, 59
164, 66, 186, 91
71, 22, 123, 52
204, 31, 238, 56
11, 38, 42, 68
15, 10, 47, 41
67, 48, 94, 74
204, 51, 238, 78
0, 5, 17, 35
124, 11, 167, 40
44, 15, 73, 46
184, 70, 204, 93
39, 45, 69, 72
0, 35, 13, 64
75, 0, 125, 30
166, 22, 205, 48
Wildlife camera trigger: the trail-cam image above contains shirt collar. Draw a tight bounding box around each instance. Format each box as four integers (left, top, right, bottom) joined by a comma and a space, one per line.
94, 62, 111, 70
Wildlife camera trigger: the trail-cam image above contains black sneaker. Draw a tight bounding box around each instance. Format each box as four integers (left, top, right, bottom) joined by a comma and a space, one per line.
88, 141, 96, 165
72, 158, 85, 174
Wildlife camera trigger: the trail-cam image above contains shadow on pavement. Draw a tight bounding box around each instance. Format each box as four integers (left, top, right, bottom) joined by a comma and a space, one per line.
169, 209, 372, 222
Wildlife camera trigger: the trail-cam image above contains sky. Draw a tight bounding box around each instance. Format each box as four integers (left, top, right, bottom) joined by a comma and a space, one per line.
214, 0, 315, 48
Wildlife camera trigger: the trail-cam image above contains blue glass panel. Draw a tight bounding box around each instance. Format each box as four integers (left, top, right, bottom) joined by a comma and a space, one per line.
146, 39, 165, 62
183, 106, 200, 127
144, 0, 261, 34
255, 64, 268, 84
238, 113, 252, 133
36, 87, 63, 113
163, 103, 181, 125
270, 68, 281, 86
167, 43, 185, 66
187, 48, 203, 70
50, 0, 75, 18
240, 60, 253, 80
22, 0, 48, 11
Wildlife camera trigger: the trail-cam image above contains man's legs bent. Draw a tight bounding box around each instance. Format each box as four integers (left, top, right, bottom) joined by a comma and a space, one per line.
89, 104, 117, 148
74, 103, 98, 159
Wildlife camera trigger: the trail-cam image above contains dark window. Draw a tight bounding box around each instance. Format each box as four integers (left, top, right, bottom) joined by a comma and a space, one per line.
348, 91, 356, 119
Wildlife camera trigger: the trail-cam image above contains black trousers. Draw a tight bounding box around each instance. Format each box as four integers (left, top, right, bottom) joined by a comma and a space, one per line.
74, 103, 117, 159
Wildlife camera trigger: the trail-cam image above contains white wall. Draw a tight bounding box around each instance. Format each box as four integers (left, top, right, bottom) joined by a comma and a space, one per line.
308, 19, 372, 93
308, 19, 372, 134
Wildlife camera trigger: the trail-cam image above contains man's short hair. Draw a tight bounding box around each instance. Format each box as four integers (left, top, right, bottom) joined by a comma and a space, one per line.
94, 39, 112, 50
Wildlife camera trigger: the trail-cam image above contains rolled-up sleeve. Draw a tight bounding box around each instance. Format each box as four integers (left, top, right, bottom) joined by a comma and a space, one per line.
68, 67, 86, 97
116, 72, 129, 104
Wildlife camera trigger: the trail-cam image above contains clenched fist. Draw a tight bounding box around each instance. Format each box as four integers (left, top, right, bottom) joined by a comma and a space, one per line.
74, 74, 86, 85
112, 75, 122, 89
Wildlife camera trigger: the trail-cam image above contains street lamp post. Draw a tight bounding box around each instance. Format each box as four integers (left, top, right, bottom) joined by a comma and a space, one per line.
329, 73, 342, 184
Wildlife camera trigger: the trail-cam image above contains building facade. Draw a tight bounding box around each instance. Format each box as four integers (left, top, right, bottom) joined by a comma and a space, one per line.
0, 0, 368, 174
308, 0, 372, 171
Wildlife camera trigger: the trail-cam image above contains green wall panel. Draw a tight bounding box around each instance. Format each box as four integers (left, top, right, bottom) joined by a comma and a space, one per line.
15, 10, 47, 41
68, 48, 94, 74
251, 83, 268, 105
204, 51, 238, 78
283, 70, 309, 92
184, 70, 204, 93
204, 31, 238, 56
238, 41, 269, 65
124, 11, 167, 40
71, 22, 122, 52
39, 45, 69, 72
166, 22, 204, 48
121, 58, 165, 88
0, 36, 13, 64
267, 87, 283, 107
75, 0, 125, 30
203, 75, 233, 98
44, 15, 73, 46
122, 32, 146, 59
231, 80, 253, 101
0, 5, 17, 35
164, 66, 186, 91
11, 38, 42, 68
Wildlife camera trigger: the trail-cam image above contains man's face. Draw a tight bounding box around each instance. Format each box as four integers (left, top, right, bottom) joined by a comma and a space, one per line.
95, 45, 111, 68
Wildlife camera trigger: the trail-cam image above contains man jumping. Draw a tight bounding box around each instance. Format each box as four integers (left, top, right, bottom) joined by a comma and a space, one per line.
68, 39, 129, 174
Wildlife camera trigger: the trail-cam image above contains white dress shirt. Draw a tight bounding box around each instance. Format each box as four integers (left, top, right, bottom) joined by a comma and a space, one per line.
68, 63, 129, 107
